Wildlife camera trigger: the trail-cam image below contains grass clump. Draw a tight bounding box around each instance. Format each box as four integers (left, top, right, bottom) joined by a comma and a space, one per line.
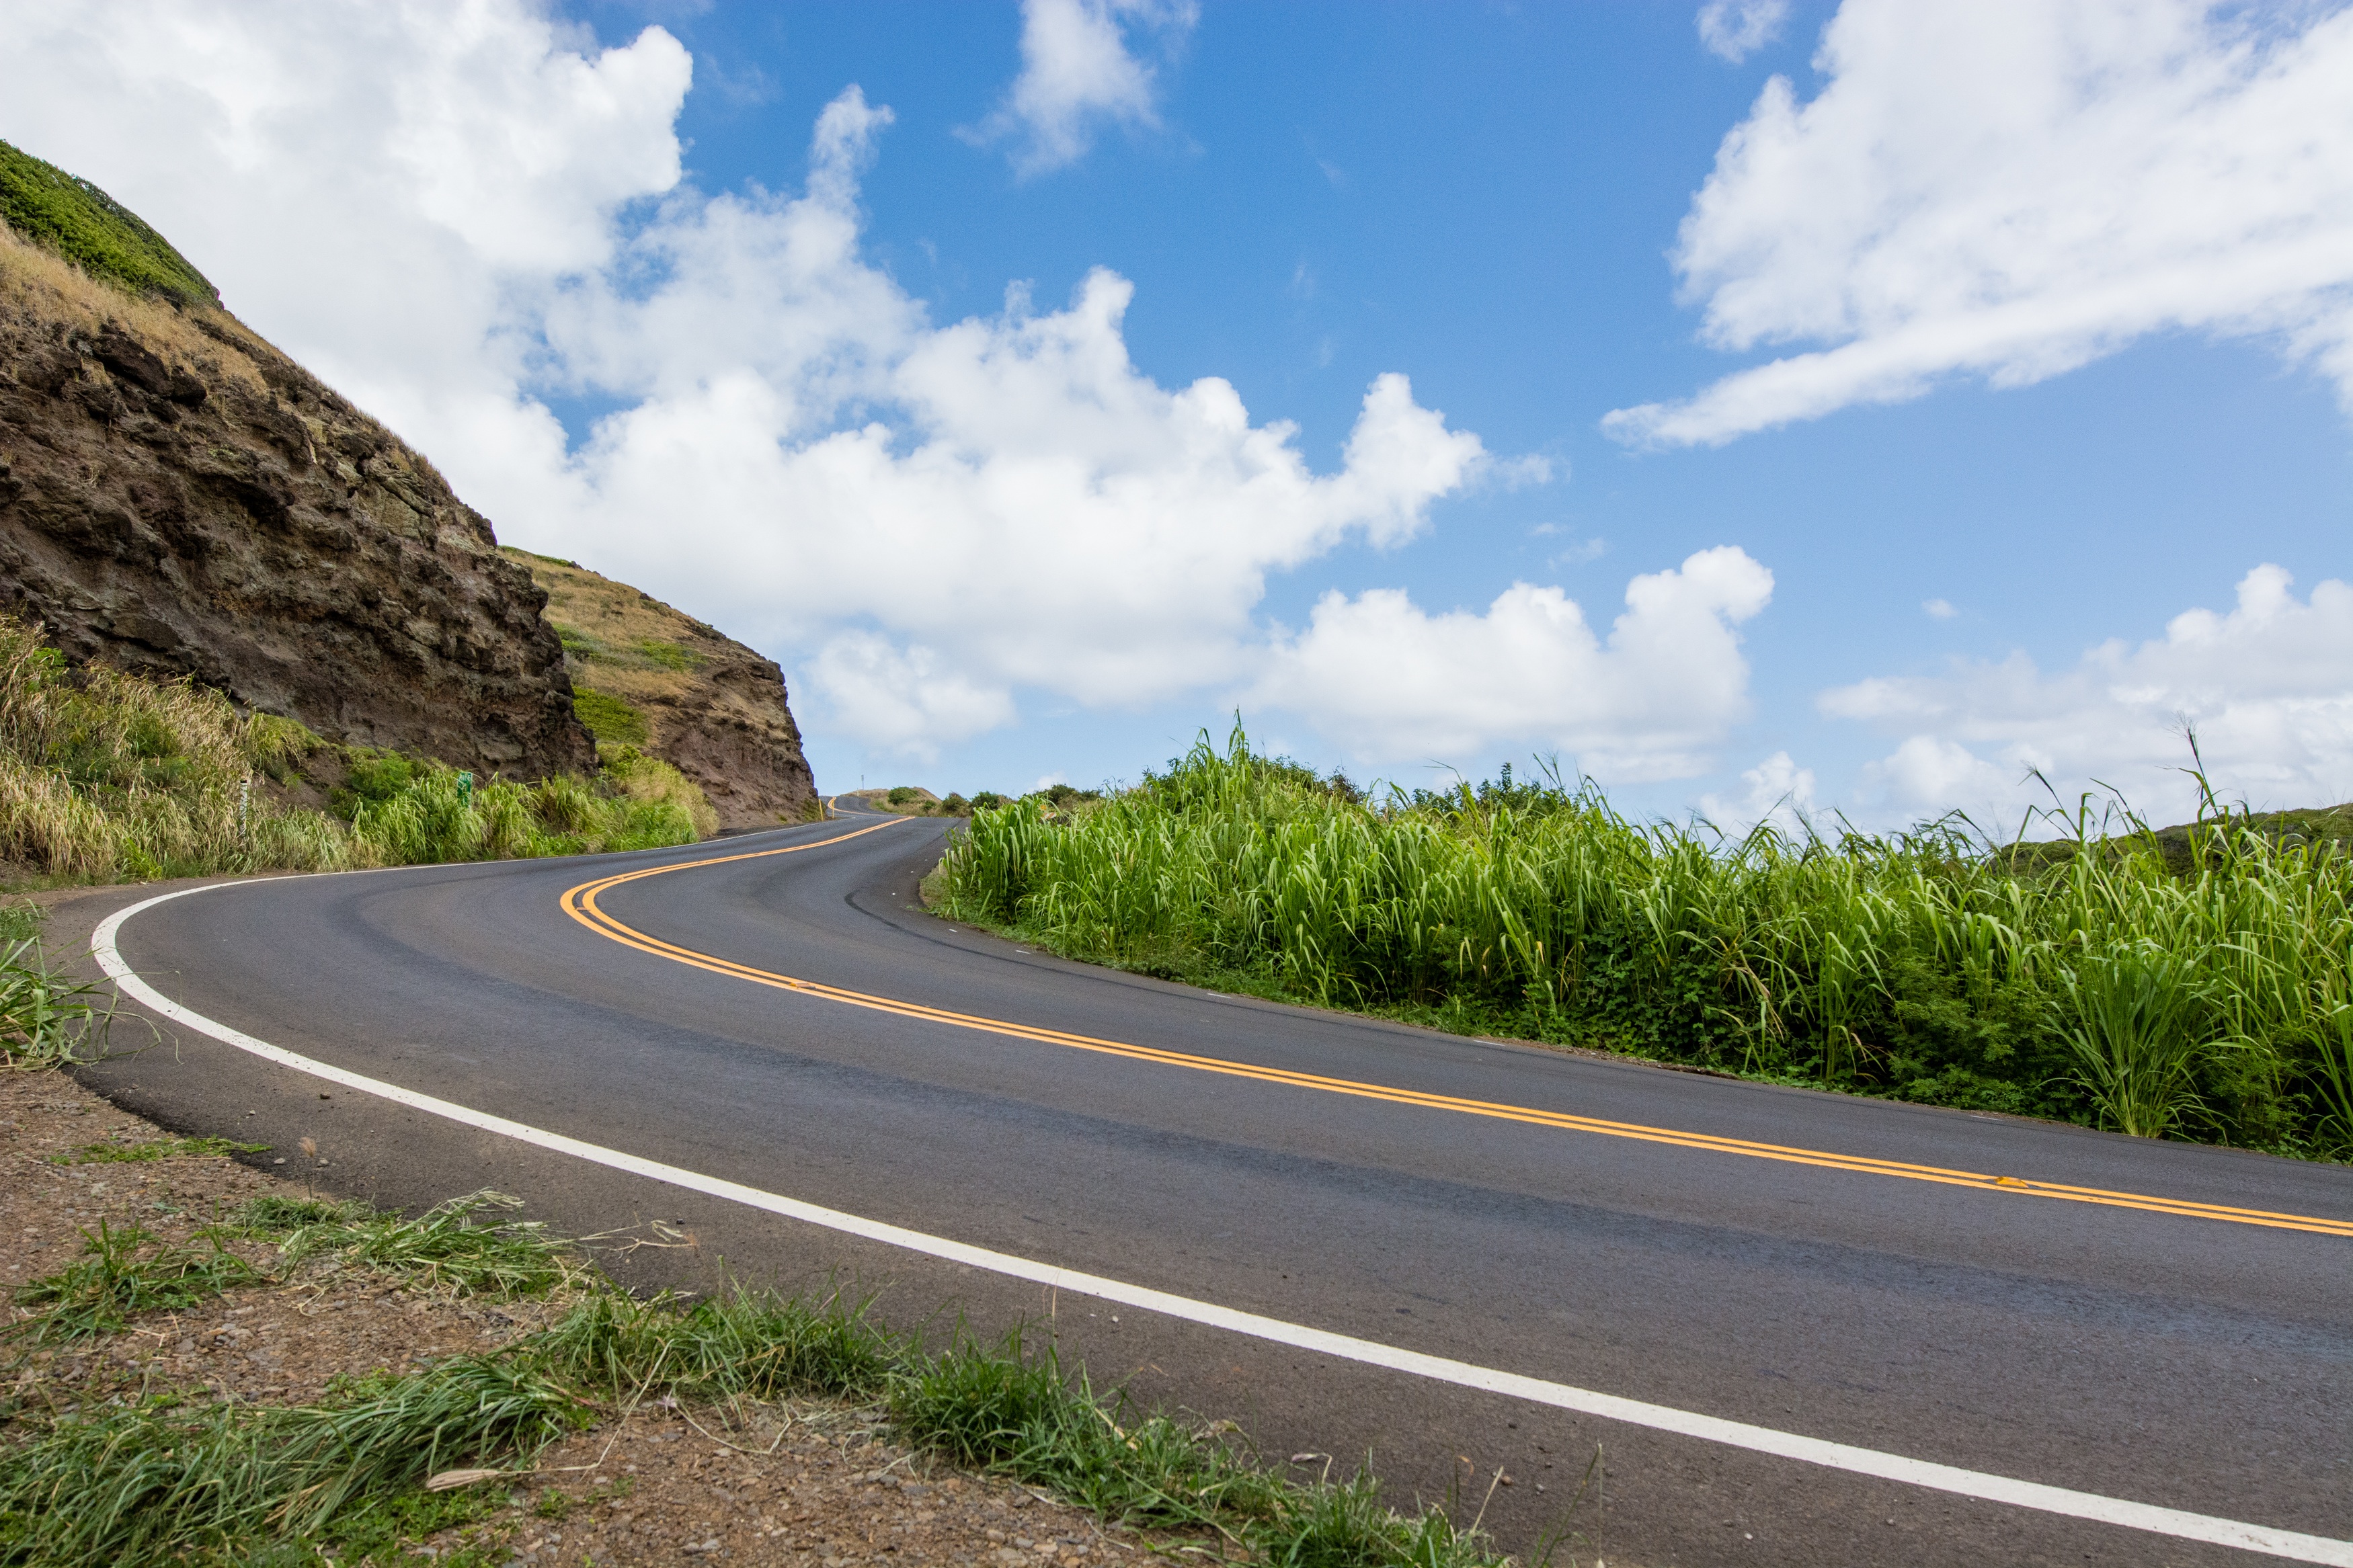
634, 637, 703, 672
0, 936, 110, 1070
332, 745, 708, 863
0, 138, 218, 306
6, 1190, 575, 1356
859, 786, 1014, 819
940, 724, 2353, 1158
244, 1191, 582, 1299
0, 1358, 588, 1564
9, 1223, 263, 1344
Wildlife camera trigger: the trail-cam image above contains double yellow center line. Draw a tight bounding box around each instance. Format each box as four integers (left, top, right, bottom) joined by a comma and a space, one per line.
561, 821, 2353, 1239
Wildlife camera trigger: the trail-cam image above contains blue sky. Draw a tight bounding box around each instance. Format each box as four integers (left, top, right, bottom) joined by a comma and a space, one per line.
9, 0, 2352, 826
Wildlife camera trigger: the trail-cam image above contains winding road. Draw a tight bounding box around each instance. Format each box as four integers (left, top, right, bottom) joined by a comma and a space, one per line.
55, 804, 2353, 1567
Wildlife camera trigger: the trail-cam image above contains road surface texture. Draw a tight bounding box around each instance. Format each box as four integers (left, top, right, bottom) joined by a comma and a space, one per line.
52, 806, 2353, 1567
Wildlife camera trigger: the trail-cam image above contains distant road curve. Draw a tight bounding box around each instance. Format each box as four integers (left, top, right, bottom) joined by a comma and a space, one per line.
69, 802, 2353, 1567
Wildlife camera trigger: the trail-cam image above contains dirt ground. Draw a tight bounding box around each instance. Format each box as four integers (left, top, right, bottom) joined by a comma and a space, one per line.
0, 1067, 1193, 1565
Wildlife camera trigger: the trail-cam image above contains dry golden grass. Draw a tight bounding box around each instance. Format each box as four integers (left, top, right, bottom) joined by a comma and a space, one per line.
0, 220, 267, 395
512, 550, 711, 708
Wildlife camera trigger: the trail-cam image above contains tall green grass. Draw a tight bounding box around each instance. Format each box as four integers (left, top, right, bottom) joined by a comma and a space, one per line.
0, 614, 710, 883
940, 725, 2353, 1156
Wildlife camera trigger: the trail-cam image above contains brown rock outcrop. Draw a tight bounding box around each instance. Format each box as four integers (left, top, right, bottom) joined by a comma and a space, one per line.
505, 549, 817, 830
0, 226, 592, 777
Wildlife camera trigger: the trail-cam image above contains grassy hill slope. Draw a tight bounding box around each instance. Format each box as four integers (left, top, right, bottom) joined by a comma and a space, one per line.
504, 549, 817, 829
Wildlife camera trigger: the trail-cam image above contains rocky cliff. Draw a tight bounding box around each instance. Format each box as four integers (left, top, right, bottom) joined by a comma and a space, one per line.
0, 145, 592, 778
504, 549, 817, 830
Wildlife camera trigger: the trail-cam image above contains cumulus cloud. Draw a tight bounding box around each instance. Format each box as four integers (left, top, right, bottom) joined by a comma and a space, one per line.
807, 633, 1019, 762
1, 0, 1513, 766
965, 0, 1197, 176
1608, 0, 2353, 447
1824, 565, 2353, 824
1698, 749, 1818, 835
1248, 547, 1774, 778
1696, 0, 1790, 63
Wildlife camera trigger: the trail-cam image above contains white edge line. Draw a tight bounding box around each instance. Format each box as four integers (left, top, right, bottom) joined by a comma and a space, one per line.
89, 882, 2353, 1568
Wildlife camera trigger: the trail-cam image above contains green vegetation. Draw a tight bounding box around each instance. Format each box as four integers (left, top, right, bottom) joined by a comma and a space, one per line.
939, 726, 2353, 1158
234, 1190, 582, 1299
0, 614, 711, 885
633, 636, 703, 672
0, 1184, 1531, 1568
0, 1356, 585, 1563
9, 1222, 263, 1344
0, 139, 217, 304
541, 1294, 1519, 1566
7, 1193, 569, 1354
549, 623, 703, 677
865, 786, 1014, 819
569, 686, 648, 747
0, 935, 110, 1070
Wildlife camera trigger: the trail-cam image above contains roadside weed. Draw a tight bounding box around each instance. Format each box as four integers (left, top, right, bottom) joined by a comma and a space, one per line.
0, 937, 107, 1069
249, 1190, 580, 1297
8, 1221, 262, 1343
0, 1356, 587, 1564
3, 1209, 1525, 1568
532, 1286, 895, 1404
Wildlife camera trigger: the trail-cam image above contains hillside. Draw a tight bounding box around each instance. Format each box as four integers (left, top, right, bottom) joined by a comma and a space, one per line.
503, 549, 816, 829
0, 138, 821, 813
0, 139, 591, 776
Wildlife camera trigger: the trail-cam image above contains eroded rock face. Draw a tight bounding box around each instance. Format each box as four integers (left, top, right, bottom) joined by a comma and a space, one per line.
0, 256, 593, 778
506, 549, 818, 829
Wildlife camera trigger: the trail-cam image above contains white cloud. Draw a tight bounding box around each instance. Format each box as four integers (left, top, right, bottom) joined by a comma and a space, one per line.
1825, 565, 2353, 824
1248, 547, 1774, 779
0, 0, 1514, 768
1923, 597, 1958, 620
806, 633, 1017, 762
1608, 0, 2353, 447
1698, 749, 1819, 836
1696, 0, 1790, 64
965, 0, 1197, 177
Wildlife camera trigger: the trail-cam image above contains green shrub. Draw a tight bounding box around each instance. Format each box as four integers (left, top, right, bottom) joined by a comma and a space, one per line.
328, 749, 420, 817
553, 624, 606, 659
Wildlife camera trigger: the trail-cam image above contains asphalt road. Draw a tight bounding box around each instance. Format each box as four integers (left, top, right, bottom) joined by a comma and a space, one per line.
56, 806, 2353, 1567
